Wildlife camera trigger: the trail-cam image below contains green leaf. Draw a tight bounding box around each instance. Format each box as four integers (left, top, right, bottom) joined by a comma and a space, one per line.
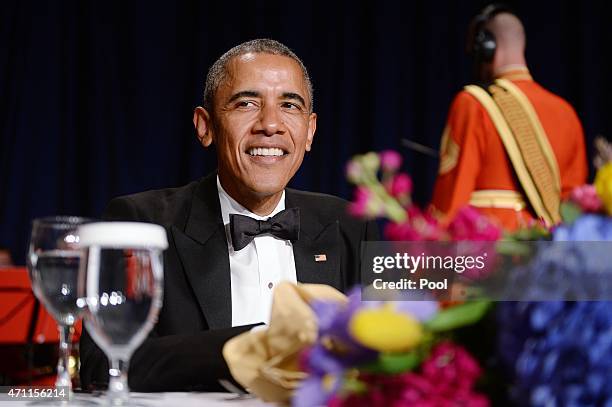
360, 351, 422, 374
378, 352, 421, 374
373, 352, 421, 374
495, 240, 532, 256
341, 377, 368, 394
424, 301, 491, 332
560, 201, 583, 224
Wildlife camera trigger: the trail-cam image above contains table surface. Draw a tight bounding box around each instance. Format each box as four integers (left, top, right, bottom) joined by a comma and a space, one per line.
0, 392, 273, 406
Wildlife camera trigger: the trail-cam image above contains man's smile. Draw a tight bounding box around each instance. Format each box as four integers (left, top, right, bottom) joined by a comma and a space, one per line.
245, 145, 290, 164
246, 147, 287, 156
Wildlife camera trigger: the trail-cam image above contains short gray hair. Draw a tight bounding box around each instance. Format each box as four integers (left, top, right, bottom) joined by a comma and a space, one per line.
203, 39, 314, 113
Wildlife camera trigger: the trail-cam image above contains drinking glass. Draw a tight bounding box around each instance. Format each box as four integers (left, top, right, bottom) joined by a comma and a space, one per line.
77, 222, 166, 405
27, 216, 91, 395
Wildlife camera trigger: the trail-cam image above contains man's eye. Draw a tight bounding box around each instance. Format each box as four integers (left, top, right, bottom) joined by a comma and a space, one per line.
236, 101, 256, 108
281, 102, 301, 110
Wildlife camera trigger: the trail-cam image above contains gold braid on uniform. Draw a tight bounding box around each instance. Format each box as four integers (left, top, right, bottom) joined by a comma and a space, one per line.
488, 81, 561, 224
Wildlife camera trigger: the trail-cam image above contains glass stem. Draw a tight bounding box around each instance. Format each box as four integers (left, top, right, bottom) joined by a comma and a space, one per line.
108, 357, 129, 405
56, 324, 74, 393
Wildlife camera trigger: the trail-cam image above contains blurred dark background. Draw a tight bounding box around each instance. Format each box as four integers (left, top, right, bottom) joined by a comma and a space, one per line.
1, 0, 610, 264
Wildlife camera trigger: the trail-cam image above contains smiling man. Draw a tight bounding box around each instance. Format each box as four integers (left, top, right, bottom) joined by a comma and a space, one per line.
194, 50, 317, 217
80, 39, 378, 392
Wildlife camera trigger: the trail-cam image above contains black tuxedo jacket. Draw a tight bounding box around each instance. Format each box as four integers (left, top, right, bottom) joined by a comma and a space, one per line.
79, 172, 378, 392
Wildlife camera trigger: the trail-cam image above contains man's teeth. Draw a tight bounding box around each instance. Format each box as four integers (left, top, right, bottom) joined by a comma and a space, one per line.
247, 147, 285, 156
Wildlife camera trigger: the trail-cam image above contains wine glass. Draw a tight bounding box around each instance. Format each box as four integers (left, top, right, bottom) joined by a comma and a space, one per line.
77, 222, 166, 405
27, 216, 92, 396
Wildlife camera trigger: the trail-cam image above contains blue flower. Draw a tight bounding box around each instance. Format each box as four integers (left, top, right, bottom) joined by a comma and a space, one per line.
503, 239, 612, 301
553, 214, 612, 241
498, 214, 612, 405
498, 301, 612, 406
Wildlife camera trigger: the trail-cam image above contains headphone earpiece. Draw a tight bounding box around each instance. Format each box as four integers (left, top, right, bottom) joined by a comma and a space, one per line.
473, 29, 497, 63
469, 3, 515, 64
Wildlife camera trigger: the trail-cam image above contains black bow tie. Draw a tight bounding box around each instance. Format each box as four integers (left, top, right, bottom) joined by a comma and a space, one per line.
229, 207, 300, 251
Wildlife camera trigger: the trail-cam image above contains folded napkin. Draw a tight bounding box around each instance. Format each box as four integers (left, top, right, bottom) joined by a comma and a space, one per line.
223, 282, 347, 403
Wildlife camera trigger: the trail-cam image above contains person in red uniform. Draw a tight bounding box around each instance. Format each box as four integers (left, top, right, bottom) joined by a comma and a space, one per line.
431, 5, 587, 230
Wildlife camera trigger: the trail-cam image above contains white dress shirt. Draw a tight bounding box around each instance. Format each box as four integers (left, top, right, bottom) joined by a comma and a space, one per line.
216, 176, 298, 326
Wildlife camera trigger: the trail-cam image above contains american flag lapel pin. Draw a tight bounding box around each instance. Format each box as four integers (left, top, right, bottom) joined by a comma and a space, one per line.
314, 254, 327, 262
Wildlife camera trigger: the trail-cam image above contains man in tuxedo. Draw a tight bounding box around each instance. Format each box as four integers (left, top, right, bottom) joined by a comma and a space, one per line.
80, 39, 378, 392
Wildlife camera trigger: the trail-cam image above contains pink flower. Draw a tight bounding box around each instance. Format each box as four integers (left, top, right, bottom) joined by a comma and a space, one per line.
346, 161, 364, 184
379, 150, 402, 172
348, 186, 371, 217
445, 207, 501, 279
384, 221, 421, 241
448, 206, 502, 241
421, 342, 482, 390
329, 343, 489, 406
570, 184, 603, 213
388, 173, 413, 198
348, 187, 383, 218
384, 206, 445, 241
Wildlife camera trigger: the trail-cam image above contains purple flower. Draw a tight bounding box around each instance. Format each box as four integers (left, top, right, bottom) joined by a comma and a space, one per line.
292, 372, 341, 407
393, 301, 438, 322
294, 289, 377, 407
305, 289, 378, 375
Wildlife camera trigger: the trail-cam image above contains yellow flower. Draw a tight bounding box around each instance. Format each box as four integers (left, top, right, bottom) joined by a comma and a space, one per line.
595, 162, 612, 215
348, 305, 423, 353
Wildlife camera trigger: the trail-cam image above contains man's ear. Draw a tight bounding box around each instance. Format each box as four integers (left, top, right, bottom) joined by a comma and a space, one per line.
193, 106, 213, 147
305, 112, 317, 152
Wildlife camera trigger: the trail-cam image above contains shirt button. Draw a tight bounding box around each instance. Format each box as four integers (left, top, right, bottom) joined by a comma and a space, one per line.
268, 282, 274, 290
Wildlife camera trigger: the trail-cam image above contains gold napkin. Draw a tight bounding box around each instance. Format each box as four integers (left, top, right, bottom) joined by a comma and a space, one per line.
223, 282, 347, 403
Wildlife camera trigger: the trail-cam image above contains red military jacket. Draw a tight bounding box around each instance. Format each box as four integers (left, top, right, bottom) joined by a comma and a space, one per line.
431, 68, 588, 230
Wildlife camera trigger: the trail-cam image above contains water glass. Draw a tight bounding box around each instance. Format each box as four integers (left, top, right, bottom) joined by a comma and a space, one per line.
78, 222, 166, 405
27, 216, 91, 395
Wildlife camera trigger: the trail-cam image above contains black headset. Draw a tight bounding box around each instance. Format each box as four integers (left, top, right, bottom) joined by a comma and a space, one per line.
469, 3, 517, 63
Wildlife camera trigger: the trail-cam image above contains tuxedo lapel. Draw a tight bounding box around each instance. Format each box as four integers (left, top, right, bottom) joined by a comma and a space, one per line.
172, 174, 232, 329
286, 191, 343, 290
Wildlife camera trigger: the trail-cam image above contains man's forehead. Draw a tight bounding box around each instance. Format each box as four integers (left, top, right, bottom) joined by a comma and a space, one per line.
224, 53, 307, 90
232, 51, 297, 67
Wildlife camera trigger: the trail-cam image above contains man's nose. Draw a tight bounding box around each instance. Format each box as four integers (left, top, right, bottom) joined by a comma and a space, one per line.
255, 104, 285, 136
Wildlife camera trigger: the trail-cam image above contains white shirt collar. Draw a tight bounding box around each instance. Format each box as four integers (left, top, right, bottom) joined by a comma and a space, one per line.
216, 175, 286, 225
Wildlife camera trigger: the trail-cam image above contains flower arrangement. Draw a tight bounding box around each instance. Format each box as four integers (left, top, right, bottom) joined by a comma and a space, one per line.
293, 290, 491, 406
223, 145, 612, 406
315, 146, 612, 406
292, 151, 499, 406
